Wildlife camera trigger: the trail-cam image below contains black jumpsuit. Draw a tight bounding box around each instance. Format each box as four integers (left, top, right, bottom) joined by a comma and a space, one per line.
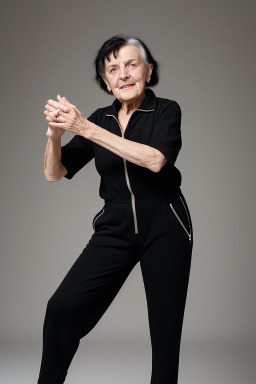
37, 88, 194, 384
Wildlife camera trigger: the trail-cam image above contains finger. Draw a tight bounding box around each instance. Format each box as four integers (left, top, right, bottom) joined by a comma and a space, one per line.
57, 94, 67, 106
50, 109, 60, 118
62, 96, 73, 106
47, 99, 69, 112
57, 94, 64, 104
44, 110, 53, 119
46, 100, 69, 112
46, 109, 61, 120
57, 94, 70, 107
44, 108, 63, 120
45, 108, 64, 123
46, 115, 57, 122
45, 104, 58, 112
48, 121, 66, 129
46, 115, 65, 123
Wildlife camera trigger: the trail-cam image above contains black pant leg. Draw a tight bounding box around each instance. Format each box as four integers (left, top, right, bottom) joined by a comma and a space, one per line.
37, 207, 137, 384
138, 193, 193, 384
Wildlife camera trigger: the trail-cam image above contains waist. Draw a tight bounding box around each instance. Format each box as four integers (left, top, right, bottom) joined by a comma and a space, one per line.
104, 188, 182, 211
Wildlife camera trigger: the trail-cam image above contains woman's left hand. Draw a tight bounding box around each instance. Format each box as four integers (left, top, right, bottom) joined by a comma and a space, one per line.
45, 95, 91, 137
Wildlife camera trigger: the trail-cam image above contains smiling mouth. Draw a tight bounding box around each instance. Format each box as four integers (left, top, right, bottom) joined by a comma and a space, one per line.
121, 84, 135, 89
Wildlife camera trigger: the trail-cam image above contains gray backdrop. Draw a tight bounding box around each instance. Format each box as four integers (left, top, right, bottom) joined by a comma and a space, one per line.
1, 0, 255, 345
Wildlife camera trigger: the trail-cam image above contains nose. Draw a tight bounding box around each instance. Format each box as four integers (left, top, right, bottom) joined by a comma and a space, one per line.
119, 65, 129, 80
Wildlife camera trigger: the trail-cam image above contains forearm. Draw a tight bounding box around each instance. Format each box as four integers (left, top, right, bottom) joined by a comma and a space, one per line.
44, 136, 65, 182
86, 122, 163, 172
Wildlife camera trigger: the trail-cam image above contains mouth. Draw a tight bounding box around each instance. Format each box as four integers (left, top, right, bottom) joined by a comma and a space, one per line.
120, 84, 135, 89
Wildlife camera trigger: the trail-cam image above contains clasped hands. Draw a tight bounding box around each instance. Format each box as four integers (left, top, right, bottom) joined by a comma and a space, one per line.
44, 94, 93, 138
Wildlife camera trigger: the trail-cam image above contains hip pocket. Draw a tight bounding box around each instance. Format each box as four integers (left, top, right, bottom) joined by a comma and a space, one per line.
92, 207, 105, 231
168, 195, 192, 244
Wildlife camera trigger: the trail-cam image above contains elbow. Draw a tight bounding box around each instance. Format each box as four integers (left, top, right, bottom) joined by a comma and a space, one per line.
44, 164, 67, 182
149, 163, 162, 173
44, 172, 61, 183
46, 178, 59, 183
45, 176, 59, 183
147, 148, 167, 173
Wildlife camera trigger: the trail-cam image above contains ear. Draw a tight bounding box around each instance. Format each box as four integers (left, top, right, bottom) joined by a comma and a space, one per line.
101, 76, 111, 91
146, 64, 153, 82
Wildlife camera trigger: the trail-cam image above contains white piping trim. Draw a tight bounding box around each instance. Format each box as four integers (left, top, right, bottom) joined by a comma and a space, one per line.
169, 198, 192, 243
136, 109, 155, 112
93, 208, 105, 231
106, 108, 155, 117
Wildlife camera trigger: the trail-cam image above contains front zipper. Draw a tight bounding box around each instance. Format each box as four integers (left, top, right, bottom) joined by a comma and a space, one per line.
106, 114, 138, 234
106, 108, 155, 235
93, 208, 105, 231
169, 196, 192, 243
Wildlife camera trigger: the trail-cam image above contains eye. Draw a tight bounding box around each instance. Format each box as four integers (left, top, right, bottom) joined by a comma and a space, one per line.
129, 63, 136, 68
110, 68, 117, 73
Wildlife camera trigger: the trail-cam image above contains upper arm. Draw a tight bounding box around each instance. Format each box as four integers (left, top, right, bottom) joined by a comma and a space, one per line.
148, 101, 182, 170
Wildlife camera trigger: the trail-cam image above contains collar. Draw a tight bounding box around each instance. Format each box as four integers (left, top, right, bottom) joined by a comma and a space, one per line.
105, 88, 157, 118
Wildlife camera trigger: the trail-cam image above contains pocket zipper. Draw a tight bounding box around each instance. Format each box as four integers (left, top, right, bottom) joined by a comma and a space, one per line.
93, 209, 105, 231
169, 197, 192, 243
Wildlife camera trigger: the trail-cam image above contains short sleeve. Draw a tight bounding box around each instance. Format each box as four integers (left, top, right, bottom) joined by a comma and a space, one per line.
148, 101, 182, 166
61, 110, 97, 180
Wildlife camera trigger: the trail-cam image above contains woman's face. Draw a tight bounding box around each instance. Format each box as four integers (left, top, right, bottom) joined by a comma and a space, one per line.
102, 44, 153, 105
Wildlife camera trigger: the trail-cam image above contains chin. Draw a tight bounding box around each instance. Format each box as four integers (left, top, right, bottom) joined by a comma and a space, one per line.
122, 89, 138, 97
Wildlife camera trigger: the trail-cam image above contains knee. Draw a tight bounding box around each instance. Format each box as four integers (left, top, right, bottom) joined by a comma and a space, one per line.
46, 292, 74, 316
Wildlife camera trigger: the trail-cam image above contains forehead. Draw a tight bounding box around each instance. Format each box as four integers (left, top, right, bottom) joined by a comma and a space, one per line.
105, 44, 142, 65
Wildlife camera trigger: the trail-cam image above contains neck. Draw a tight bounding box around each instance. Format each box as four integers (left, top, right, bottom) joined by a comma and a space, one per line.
120, 91, 146, 115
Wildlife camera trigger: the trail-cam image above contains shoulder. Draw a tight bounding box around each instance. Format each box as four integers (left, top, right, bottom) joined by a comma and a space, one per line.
155, 96, 182, 119
156, 96, 181, 113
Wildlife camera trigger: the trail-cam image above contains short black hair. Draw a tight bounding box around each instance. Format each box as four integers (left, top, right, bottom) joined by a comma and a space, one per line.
93, 34, 160, 95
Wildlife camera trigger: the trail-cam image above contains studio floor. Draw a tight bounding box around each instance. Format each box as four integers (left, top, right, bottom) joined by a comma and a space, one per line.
1, 339, 255, 384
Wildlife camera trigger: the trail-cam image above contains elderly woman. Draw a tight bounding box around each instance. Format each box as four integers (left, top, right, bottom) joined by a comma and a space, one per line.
38, 34, 193, 384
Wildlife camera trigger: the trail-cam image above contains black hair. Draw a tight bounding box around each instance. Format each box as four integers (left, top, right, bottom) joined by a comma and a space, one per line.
93, 34, 159, 95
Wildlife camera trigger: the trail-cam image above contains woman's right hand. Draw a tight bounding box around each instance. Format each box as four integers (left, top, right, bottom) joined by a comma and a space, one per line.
44, 96, 67, 139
